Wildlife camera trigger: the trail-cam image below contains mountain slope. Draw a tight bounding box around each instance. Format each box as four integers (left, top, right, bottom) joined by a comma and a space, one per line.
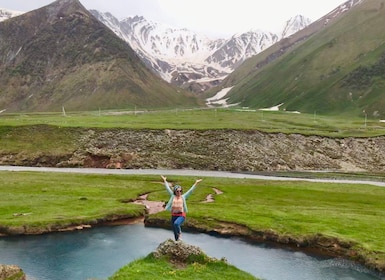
217, 0, 385, 117
0, 0, 198, 113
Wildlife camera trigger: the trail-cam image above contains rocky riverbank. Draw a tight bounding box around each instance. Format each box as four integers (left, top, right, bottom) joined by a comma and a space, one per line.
1, 128, 385, 173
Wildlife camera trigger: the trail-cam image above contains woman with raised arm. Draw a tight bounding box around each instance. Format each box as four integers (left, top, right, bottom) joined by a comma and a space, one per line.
161, 175, 202, 241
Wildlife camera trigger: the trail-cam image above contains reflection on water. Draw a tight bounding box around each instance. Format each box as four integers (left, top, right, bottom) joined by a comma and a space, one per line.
0, 224, 383, 280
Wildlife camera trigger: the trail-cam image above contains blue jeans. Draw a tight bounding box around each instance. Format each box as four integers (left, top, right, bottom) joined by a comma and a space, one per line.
171, 216, 185, 241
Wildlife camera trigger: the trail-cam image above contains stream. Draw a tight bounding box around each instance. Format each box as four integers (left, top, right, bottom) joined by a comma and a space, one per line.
0, 224, 383, 280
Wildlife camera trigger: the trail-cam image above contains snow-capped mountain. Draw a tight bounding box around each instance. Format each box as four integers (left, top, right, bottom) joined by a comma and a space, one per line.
91, 12, 227, 91
205, 30, 279, 69
2, 5, 310, 92
91, 10, 310, 92
0, 8, 23, 22
281, 15, 312, 38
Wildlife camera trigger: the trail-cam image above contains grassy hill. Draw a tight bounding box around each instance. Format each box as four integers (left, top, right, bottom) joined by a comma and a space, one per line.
0, 0, 199, 113
218, 0, 385, 118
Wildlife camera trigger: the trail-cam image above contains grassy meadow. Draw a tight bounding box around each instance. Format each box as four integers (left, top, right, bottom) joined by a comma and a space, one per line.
0, 172, 154, 229
1, 108, 385, 137
1, 109, 385, 276
1, 171, 384, 271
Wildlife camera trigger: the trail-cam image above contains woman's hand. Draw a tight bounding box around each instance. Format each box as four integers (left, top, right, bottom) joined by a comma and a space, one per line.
161, 175, 167, 182
195, 179, 203, 185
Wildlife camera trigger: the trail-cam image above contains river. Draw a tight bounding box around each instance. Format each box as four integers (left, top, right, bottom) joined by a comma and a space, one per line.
0, 224, 383, 280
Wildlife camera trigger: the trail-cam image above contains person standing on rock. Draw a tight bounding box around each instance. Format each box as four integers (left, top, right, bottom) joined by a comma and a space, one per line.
161, 175, 202, 241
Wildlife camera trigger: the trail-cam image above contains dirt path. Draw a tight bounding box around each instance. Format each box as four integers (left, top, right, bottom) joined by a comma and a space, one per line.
133, 194, 165, 214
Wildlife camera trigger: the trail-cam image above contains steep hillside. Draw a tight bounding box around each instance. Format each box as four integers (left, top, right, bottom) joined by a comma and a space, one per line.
0, 0, 199, 113
216, 0, 385, 118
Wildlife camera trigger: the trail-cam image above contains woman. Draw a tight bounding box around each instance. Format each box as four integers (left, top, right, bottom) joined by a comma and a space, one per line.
161, 175, 202, 241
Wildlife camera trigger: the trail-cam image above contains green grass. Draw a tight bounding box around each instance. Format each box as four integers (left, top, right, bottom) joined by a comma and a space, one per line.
109, 253, 257, 280
0, 125, 80, 153
219, 0, 385, 117
150, 177, 385, 254
1, 109, 385, 137
1, 171, 384, 266
204, 181, 384, 249
0, 172, 159, 227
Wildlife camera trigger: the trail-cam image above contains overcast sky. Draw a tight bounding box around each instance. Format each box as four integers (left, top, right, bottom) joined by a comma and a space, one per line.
1, 0, 346, 38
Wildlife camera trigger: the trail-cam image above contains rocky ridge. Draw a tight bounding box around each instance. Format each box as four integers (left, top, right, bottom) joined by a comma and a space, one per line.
1, 128, 384, 173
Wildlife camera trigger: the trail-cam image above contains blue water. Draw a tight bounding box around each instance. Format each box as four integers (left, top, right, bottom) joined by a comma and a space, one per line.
0, 224, 383, 280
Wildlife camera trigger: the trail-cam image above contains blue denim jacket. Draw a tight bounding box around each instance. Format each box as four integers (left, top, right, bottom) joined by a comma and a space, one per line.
164, 181, 197, 213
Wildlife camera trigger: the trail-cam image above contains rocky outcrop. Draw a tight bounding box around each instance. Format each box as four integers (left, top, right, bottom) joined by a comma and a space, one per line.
0, 265, 26, 280
51, 129, 385, 172
2, 128, 382, 173
152, 239, 227, 267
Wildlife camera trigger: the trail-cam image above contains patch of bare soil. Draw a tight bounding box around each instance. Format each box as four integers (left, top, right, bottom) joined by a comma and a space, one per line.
203, 187, 223, 203
133, 194, 165, 214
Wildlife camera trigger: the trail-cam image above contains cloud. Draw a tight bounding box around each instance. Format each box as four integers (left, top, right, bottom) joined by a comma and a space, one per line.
0, 0, 346, 38
141, 0, 346, 37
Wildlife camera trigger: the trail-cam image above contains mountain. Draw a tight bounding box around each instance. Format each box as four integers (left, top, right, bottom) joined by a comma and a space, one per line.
0, 8, 23, 22
280, 15, 312, 38
214, 0, 385, 117
0, 0, 199, 113
90, 11, 310, 93
2, 3, 311, 95
4, 0, 366, 116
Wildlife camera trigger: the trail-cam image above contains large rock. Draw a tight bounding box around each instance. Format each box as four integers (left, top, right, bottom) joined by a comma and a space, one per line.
152, 239, 226, 266
154, 239, 206, 261
0, 265, 26, 280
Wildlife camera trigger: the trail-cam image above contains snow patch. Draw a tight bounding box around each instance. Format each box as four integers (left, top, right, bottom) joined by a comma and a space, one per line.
206, 87, 238, 107
0, 8, 23, 22
259, 103, 284, 111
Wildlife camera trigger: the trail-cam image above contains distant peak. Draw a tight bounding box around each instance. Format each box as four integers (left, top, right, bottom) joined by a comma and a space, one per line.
42, 0, 89, 20
54, 0, 81, 4
49, 0, 85, 10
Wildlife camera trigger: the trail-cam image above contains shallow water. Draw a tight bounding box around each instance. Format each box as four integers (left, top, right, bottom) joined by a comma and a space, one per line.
0, 224, 383, 280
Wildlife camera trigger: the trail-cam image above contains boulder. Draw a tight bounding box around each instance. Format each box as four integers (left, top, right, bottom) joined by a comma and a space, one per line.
152, 239, 227, 267
0, 265, 26, 280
